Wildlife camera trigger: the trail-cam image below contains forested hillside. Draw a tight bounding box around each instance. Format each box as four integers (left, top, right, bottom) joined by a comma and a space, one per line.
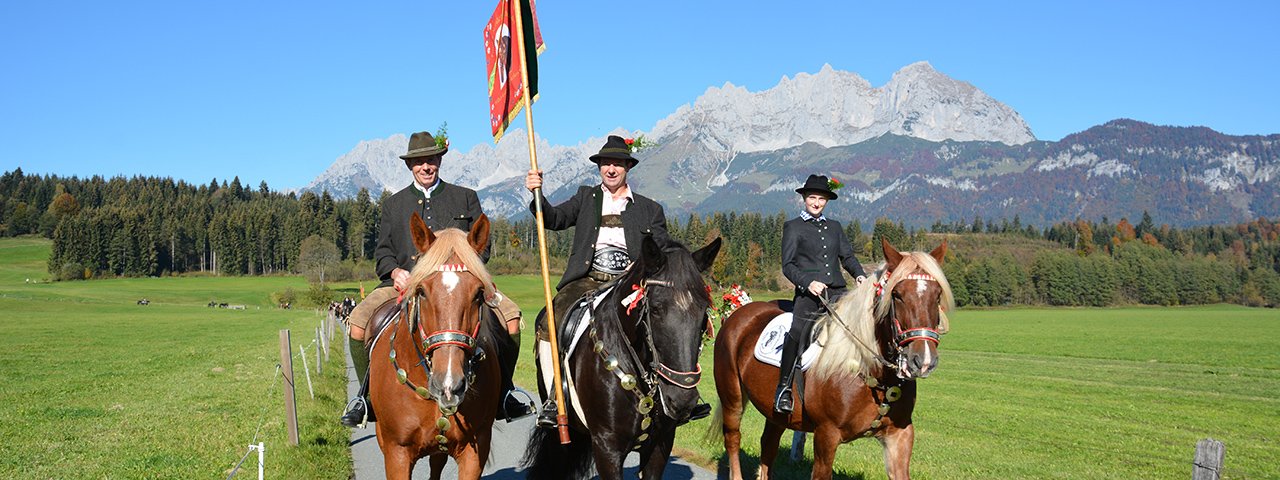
5, 168, 1280, 307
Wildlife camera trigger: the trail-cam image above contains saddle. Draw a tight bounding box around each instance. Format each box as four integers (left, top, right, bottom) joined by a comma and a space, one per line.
753, 310, 823, 372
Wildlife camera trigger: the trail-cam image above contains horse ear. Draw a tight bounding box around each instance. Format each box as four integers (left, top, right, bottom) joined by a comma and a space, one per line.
410, 212, 435, 253
882, 237, 903, 271
468, 214, 490, 255
641, 234, 666, 276
929, 240, 947, 265
692, 237, 722, 273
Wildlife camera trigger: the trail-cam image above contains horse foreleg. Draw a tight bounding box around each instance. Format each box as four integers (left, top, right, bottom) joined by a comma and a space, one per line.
639, 435, 674, 480
590, 443, 627, 480
810, 425, 842, 480
880, 424, 915, 480
382, 446, 417, 480
423, 453, 446, 480
757, 421, 787, 480
453, 443, 485, 480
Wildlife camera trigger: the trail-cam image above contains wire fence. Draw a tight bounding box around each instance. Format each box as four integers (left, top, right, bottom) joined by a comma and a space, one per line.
224, 312, 339, 479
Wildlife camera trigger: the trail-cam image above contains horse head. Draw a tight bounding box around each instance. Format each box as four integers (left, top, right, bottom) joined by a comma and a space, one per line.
625, 235, 721, 421
879, 238, 951, 379
405, 212, 494, 413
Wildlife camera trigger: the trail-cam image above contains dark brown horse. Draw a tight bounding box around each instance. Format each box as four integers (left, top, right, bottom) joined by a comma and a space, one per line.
368, 213, 508, 480
711, 239, 953, 480
522, 236, 721, 480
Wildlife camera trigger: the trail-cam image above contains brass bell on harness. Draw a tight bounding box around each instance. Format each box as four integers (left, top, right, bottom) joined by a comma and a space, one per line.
620, 374, 637, 391
435, 434, 448, 445
864, 375, 878, 388
886, 386, 902, 402
637, 396, 654, 415
396, 368, 408, 384
604, 356, 619, 371
436, 417, 450, 432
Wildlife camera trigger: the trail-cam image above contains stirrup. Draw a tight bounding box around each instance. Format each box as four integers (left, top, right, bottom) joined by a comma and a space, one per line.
535, 400, 558, 428
774, 386, 794, 414
500, 388, 536, 423
340, 397, 368, 428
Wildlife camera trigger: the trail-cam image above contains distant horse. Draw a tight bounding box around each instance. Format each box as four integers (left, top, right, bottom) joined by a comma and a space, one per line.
711, 239, 952, 480
367, 213, 508, 480
522, 236, 722, 480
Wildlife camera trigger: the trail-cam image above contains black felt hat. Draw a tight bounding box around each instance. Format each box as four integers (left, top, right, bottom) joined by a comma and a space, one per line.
588, 135, 639, 168
795, 174, 838, 200
399, 131, 448, 161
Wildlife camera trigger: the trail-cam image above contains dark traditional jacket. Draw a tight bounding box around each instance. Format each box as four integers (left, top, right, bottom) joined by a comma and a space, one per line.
530, 185, 673, 289
781, 216, 866, 291
375, 181, 488, 288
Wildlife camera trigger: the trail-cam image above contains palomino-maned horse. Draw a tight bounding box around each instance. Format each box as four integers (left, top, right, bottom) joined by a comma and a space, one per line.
711, 239, 952, 480
522, 236, 722, 480
367, 213, 510, 480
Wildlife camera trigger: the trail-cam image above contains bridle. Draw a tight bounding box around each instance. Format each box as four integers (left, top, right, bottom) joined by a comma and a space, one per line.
581, 275, 707, 448
387, 263, 497, 412
818, 268, 943, 377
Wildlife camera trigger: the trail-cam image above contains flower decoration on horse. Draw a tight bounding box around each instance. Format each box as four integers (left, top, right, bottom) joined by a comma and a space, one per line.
708, 283, 752, 323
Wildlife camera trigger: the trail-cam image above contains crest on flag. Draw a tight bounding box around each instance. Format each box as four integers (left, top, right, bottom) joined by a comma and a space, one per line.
484, 0, 544, 142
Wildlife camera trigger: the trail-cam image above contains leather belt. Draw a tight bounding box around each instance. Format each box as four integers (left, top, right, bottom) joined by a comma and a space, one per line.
587, 269, 621, 283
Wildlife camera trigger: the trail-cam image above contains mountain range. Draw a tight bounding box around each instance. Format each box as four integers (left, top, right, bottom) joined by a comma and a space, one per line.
301, 62, 1279, 227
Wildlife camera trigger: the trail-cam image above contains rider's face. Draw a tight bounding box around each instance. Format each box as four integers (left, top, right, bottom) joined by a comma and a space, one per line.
407, 155, 442, 188
804, 194, 829, 216
597, 159, 629, 192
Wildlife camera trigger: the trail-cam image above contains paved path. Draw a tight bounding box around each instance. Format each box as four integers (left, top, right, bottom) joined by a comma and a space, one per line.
345, 341, 719, 479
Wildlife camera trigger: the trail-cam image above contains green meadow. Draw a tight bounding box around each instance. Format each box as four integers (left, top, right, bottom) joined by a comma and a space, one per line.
2, 237, 1277, 478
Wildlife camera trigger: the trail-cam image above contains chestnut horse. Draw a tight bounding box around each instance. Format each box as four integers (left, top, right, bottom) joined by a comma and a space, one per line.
522, 236, 721, 480
368, 213, 508, 480
711, 239, 953, 480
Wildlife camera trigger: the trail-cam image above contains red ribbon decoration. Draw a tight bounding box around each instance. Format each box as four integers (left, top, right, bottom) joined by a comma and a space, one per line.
627, 284, 645, 316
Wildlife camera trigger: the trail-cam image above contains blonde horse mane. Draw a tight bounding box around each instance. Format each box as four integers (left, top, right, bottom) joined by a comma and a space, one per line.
810, 251, 954, 382
404, 229, 496, 301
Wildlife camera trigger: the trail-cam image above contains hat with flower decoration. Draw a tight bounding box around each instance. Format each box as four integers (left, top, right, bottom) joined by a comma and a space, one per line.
795, 174, 842, 200
588, 135, 651, 168
400, 126, 450, 161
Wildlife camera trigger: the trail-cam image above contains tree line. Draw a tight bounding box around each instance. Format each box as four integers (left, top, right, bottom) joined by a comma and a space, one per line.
5, 168, 1280, 307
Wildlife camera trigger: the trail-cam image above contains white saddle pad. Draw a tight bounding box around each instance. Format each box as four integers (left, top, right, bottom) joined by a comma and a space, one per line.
753, 312, 822, 372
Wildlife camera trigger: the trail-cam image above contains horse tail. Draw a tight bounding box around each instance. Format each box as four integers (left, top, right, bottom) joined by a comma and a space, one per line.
520, 426, 593, 480
702, 401, 724, 445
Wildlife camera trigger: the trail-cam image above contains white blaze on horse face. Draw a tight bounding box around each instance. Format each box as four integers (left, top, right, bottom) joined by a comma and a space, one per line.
915, 278, 928, 298
440, 271, 459, 294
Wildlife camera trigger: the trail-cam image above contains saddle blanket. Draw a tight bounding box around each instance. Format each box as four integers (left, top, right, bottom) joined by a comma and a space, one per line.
565, 286, 616, 359
753, 312, 822, 372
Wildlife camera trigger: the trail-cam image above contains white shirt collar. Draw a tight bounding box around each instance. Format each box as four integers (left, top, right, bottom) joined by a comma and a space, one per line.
414, 179, 440, 198
800, 210, 825, 222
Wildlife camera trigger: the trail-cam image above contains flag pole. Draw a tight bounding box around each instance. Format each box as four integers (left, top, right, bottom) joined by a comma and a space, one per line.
512, 0, 571, 445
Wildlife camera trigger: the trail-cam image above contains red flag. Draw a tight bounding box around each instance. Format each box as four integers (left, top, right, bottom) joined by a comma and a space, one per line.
484, 0, 544, 142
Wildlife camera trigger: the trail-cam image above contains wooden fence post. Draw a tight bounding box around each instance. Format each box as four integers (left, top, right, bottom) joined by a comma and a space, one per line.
1192, 438, 1225, 480
315, 327, 323, 374
279, 329, 299, 446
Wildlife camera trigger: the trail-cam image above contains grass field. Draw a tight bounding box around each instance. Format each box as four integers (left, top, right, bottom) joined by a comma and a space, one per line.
3, 237, 1277, 478
0, 237, 351, 478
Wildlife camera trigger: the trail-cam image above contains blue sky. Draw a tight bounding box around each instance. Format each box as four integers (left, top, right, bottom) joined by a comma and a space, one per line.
2, 0, 1277, 190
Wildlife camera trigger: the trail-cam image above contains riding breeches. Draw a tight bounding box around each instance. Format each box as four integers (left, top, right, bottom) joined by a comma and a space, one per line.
787, 286, 848, 349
